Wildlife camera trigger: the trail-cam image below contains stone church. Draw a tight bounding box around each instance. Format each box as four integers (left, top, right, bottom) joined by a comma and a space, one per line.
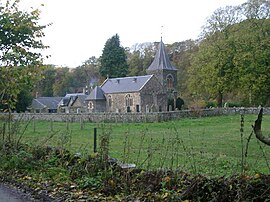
85, 38, 178, 113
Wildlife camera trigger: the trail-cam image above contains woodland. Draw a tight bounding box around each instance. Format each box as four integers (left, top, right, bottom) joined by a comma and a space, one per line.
1, 0, 270, 113
28, 0, 270, 113
0, 0, 270, 111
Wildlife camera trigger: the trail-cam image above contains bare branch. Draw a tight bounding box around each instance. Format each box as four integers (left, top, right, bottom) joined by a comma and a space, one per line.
253, 108, 270, 146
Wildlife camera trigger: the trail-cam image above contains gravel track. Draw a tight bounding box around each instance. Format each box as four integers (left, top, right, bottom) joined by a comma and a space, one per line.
0, 183, 34, 202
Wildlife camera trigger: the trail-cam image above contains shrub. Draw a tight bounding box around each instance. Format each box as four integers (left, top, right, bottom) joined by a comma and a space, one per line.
227, 102, 242, 107
206, 101, 218, 108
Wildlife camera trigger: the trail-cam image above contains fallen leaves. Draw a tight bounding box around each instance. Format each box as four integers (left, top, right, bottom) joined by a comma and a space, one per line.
1, 146, 270, 201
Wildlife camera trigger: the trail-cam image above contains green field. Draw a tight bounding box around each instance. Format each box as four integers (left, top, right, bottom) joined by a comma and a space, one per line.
18, 114, 270, 176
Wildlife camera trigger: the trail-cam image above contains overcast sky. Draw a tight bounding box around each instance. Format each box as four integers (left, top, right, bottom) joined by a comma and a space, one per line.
21, 0, 247, 67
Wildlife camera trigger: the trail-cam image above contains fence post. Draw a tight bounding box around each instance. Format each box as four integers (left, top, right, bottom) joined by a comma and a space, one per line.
94, 127, 97, 153
80, 117, 83, 130
33, 116, 36, 133
2, 123, 5, 151
50, 118, 53, 132
66, 119, 69, 131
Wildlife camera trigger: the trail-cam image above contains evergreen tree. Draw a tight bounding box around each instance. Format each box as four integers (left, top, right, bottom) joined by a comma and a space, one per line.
100, 34, 128, 78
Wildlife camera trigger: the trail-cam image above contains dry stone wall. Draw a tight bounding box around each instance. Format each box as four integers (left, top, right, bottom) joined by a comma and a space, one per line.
8, 107, 270, 123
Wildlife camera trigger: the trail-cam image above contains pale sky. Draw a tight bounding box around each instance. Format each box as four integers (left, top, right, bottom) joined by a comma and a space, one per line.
20, 0, 247, 67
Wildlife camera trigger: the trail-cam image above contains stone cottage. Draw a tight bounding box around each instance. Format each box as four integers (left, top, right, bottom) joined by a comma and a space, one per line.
58, 93, 87, 113
85, 38, 178, 113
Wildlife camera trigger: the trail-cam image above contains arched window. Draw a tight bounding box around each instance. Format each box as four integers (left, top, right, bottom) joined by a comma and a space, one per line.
125, 94, 133, 106
166, 75, 173, 89
108, 95, 112, 107
88, 101, 93, 109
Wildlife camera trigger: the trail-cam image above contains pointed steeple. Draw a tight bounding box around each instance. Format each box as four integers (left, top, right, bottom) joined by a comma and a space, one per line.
146, 38, 178, 90
147, 38, 177, 71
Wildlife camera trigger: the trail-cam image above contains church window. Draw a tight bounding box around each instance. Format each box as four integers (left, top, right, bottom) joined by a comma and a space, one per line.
88, 101, 93, 109
125, 94, 133, 106
108, 95, 112, 107
166, 75, 173, 89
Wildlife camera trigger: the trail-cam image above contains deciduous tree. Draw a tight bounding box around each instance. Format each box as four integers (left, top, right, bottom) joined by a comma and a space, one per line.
73, 56, 101, 91
34, 65, 56, 97
188, 0, 270, 107
0, 0, 48, 111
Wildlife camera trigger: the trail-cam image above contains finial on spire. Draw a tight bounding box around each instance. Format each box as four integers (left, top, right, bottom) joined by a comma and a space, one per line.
161, 25, 163, 41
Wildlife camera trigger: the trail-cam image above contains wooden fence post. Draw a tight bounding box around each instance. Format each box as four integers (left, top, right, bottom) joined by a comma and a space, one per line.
94, 128, 97, 153
66, 119, 69, 131
50, 118, 53, 132
33, 117, 36, 133
80, 117, 83, 130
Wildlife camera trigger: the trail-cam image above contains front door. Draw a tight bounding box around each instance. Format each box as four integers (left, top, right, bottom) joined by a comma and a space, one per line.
136, 105, 140, 112
127, 106, 131, 112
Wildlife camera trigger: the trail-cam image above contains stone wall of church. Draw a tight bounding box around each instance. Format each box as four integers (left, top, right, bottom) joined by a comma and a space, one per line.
163, 69, 178, 91
106, 92, 140, 113
104, 76, 168, 113
147, 69, 178, 91
147, 69, 164, 86
140, 75, 167, 112
88, 100, 106, 113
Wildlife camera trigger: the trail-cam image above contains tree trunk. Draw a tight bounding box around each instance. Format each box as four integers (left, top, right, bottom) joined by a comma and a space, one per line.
217, 91, 223, 108
253, 108, 270, 146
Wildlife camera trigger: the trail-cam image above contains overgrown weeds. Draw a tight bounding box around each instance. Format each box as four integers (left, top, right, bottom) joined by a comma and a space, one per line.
0, 144, 269, 201
0, 114, 270, 200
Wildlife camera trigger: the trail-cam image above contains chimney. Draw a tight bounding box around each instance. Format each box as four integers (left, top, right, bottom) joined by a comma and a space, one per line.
133, 78, 137, 82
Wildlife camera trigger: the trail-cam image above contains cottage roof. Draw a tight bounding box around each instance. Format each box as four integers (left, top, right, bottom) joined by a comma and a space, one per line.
31, 97, 62, 109
59, 93, 87, 107
86, 86, 106, 101
147, 38, 177, 71
101, 75, 153, 94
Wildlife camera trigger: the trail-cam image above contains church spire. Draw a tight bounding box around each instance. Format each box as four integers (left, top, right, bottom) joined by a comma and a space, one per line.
147, 39, 177, 71
161, 25, 163, 40
146, 38, 178, 90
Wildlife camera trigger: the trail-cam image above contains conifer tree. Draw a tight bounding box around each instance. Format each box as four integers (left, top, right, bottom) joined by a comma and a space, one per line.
100, 34, 128, 78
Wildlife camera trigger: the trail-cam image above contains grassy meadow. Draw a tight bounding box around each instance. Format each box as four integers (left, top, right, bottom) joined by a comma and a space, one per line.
18, 114, 270, 176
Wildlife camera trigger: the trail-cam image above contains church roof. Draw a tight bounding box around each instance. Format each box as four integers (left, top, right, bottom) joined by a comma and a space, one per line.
147, 38, 177, 71
101, 75, 153, 94
86, 86, 106, 100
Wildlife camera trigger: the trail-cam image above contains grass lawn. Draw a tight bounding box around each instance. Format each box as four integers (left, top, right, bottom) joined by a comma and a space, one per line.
18, 114, 270, 176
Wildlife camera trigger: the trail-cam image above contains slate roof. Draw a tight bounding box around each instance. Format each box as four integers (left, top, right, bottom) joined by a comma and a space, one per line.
147, 38, 177, 71
59, 93, 87, 107
30, 97, 62, 109
101, 75, 153, 94
86, 86, 106, 101
72, 94, 87, 106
